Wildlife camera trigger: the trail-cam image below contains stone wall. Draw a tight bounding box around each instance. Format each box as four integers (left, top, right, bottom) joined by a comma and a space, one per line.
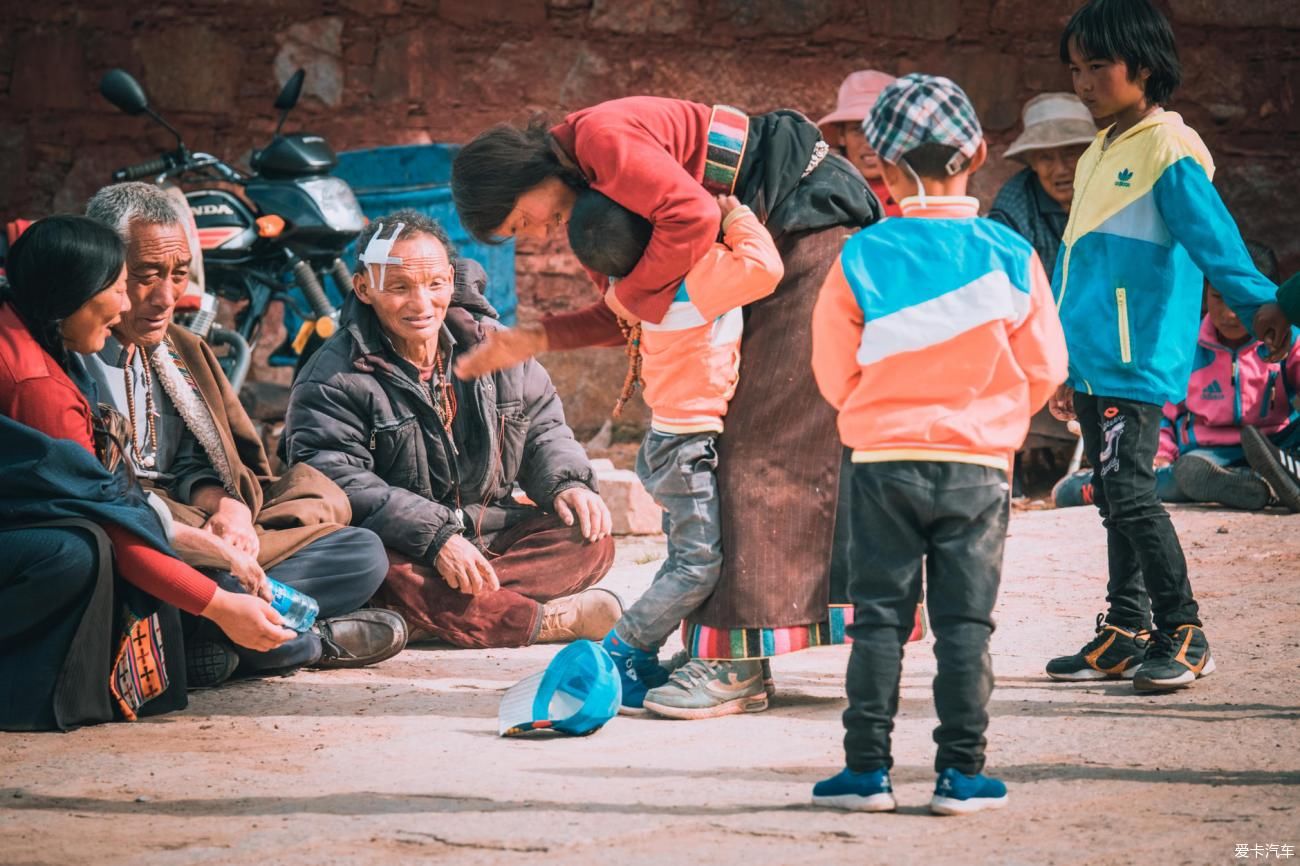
2, 0, 1296, 433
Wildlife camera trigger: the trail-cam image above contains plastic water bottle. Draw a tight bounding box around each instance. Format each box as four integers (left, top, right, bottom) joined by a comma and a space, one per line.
267, 578, 319, 632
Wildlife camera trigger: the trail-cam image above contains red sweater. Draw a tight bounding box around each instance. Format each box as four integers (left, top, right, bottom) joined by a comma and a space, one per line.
0, 304, 217, 615
547, 97, 722, 346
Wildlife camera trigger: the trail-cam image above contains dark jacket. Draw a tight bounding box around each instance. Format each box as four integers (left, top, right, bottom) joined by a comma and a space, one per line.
986, 167, 1068, 278
284, 261, 596, 566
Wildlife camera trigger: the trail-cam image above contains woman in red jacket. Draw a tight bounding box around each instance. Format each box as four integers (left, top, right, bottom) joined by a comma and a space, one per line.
450, 97, 880, 718
0, 215, 291, 730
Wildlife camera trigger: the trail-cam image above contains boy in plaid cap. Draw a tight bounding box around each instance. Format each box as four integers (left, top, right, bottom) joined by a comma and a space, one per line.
810, 74, 1068, 815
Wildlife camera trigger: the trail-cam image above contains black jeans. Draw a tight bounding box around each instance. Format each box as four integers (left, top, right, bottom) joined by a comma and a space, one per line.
842, 461, 1008, 776
1075, 393, 1200, 632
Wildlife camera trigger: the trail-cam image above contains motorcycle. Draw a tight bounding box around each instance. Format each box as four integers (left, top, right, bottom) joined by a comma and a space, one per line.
99, 67, 365, 391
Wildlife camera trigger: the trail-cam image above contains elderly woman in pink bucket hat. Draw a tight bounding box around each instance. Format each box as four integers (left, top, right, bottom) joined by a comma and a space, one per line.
987, 92, 1097, 273
819, 70, 901, 216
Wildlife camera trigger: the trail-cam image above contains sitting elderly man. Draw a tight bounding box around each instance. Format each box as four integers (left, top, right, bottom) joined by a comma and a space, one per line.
285, 210, 620, 649
83, 182, 406, 685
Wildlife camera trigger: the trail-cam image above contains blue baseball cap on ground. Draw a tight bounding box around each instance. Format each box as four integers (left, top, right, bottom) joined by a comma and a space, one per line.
498, 640, 622, 737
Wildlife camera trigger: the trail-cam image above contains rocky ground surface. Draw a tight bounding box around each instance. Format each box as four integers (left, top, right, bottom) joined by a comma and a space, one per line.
2, 505, 1298, 866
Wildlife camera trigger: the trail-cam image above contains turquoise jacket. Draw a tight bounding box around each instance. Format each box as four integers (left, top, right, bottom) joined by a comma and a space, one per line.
1052, 111, 1278, 405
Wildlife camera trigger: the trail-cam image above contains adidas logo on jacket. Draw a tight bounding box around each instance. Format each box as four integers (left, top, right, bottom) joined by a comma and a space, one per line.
1052, 111, 1279, 406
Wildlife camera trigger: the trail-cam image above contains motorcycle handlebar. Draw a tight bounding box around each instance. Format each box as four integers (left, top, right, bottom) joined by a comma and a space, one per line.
110, 153, 246, 184
112, 157, 171, 182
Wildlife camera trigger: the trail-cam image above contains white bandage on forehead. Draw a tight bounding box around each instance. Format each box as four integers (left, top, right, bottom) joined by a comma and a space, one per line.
360, 221, 405, 292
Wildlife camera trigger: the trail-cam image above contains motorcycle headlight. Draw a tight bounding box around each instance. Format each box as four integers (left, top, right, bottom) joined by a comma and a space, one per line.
298, 177, 366, 233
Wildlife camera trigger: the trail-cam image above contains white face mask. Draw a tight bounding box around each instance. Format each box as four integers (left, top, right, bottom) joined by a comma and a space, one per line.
360, 221, 406, 293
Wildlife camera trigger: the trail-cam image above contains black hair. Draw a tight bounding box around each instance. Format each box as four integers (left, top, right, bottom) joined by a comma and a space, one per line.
355, 208, 458, 273
451, 117, 587, 244
1245, 239, 1280, 284
567, 190, 651, 279
901, 143, 969, 179
1060, 0, 1181, 105
1, 214, 125, 367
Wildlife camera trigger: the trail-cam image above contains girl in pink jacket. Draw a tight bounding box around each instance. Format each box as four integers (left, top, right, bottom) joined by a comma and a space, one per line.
1056, 244, 1300, 511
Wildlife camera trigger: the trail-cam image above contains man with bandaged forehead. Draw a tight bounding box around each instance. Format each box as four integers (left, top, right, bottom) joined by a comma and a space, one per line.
286, 210, 621, 649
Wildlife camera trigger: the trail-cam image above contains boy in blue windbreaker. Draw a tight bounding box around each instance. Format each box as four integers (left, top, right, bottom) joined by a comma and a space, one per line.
1047, 0, 1294, 692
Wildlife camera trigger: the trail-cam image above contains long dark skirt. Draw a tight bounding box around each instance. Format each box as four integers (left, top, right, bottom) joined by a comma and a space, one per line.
0, 520, 187, 731
684, 226, 850, 657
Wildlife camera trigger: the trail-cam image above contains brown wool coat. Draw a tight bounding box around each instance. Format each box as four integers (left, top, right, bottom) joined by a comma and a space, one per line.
148, 324, 351, 570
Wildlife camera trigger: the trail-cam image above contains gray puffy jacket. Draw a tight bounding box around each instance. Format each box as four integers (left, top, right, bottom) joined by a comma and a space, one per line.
284, 262, 596, 564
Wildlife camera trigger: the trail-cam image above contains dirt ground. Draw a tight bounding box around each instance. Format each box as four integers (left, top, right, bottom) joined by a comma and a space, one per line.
2, 505, 1297, 866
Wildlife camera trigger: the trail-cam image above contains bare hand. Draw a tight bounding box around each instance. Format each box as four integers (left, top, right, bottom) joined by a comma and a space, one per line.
169, 522, 265, 601
1049, 384, 1076, 422
434, 534, 500, 596
453, 322, 548, 380
1253, 303, 1295, 363
554, 486, 612, 543
227, 547, 271, 602
1153, 456, 1173, 469
204, 497, 260, 557
715, 194, 742, 218
202, 588, 294, 652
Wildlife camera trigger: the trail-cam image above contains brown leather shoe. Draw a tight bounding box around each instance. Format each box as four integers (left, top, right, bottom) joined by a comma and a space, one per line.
537, 588, 624, 644
311, 608, 408, 669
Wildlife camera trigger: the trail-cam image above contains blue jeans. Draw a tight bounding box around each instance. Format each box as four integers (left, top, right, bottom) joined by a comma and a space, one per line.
617, 431, 723, 652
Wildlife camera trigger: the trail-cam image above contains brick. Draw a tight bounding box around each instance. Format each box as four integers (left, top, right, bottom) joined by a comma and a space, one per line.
536, 346, 649, 439
703, 0, 841, 35
133, 25, 242, 114
869, 0, 961, 40
10, 30, 86, 111
595, 466, 662, 535
989, 0, 1076, 33
274, 17, 345, 108
1022, 57, 1071, 95
589, 0, 693, 34
0, 128, 25, 212
1169, 0, 1300, 29
440, 0, 547, 27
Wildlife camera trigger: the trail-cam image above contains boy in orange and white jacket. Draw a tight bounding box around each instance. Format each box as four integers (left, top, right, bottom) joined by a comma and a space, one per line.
567, 190, 783, 719
810, 74, 1067, 816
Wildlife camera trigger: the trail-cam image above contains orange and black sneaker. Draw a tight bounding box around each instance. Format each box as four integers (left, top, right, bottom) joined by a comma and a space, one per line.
1133, 624, 1215, 691
1045, 613, 1149, 681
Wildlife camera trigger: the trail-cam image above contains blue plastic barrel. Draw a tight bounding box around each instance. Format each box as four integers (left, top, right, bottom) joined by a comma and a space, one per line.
333, 144, 517, 324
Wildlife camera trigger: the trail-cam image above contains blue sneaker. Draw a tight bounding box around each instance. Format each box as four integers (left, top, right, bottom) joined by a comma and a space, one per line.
601, 630, 669, 714
811, 768, 896, 812
929, 768, 1008, 815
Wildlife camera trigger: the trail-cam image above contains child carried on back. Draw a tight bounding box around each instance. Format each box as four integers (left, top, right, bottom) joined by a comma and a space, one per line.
566, 191, 784, 720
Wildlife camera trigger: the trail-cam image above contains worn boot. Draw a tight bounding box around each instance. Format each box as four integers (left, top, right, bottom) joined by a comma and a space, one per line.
537, 588, 624, 644
311, 609, 409, 669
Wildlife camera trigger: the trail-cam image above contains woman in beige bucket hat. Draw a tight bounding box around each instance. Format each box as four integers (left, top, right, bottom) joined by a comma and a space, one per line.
988, 93, 1097, 492
987, 92, 1097, 273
